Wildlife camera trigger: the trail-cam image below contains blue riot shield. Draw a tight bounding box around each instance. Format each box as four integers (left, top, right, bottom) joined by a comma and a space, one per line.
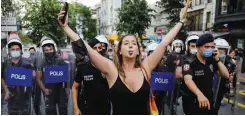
150, 71, 175, 115
2, 65, 34, 115
38, 54, 71, 115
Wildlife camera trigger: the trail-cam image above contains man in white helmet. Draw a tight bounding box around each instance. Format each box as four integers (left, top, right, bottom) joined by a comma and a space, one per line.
176, 35, 199, 78
213, 38, 235, 114
165, 39, 185, 113
174, 35, 199, 114
36, 36, 68, 115
1, 33, 36, 115
95, 35, 110, 57
168, 39, 185, 74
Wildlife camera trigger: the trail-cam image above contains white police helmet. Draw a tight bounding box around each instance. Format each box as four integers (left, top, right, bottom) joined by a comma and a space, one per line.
171, 39, 184, 51
146, 42, 159, 52
40, 36, 58, 52
214, 38, 230, 55
7, 32, 23, 53
185, 35, 199, 50
95, 35, 109, 46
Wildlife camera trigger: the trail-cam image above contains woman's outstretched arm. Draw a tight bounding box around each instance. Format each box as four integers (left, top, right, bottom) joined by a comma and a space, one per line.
57, 12, 117, 80
142, 0, 192, 78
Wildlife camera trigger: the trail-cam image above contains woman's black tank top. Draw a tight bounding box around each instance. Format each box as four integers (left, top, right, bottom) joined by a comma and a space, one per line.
109, 75, 150, 115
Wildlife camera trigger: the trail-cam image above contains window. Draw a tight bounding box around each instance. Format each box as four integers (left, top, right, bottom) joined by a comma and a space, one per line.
195, 0, 204, 5
206, 12, 211, 23
121, 0, 125, 6
206, 12, 211, 30
190, 10, 203, 31
208, 0, 212, 3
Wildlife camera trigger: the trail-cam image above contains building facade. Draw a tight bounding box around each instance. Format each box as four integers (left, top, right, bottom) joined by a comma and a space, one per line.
95, 0, 169, 36
145, 3, 169, 36
187, 0, 215, 32
97, 0, 124, 35
214, 0, 245, 72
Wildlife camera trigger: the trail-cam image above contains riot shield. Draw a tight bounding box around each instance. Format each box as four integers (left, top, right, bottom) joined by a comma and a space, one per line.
1, 57, 34, 115
212, 56, 227, 110
150, 71, 175, 115
232, 56, 244, 115
67, 51, 76, 115
38, 53, 71, 115
32, 47, 43, 115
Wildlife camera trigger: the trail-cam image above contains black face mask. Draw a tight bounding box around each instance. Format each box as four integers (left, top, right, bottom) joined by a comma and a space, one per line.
30, 53, 35, 56
45, 52, 54, 59
100, 50, 107, 56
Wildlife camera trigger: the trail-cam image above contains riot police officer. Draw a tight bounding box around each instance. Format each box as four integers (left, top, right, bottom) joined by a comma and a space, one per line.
72, 38, 110, 115
36, 36, 68, 115
1, 33, 36, 115
95, 35, 110, 57
175, 35, 199, 114
167, 39, 184, 114
213, 38, 235, 114
182, 33, 229, 114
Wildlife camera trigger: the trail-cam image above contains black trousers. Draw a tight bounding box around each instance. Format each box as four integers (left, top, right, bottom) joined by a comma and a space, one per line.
182, 96, 215, 115
33, 82, 41, 115
154, 91, 166, 114
44, 85, 68, 115
214, 79, 229, 114
8, 90, 31, 115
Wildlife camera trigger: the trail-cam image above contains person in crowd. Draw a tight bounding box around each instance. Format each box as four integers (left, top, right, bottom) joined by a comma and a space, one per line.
213, 38, 235, 114
175, 35, 199, 114
72, 38, 110, 115
29, 47, 36, 64
58, 0, 190, 114
182, 33, 229, 115
1, 33, 36, 115
36, 36, 68, 115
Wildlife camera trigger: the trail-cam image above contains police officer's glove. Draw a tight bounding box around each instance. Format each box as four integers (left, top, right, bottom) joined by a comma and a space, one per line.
76, 54, 90, 67
72, 39, 90, 66
71, 39, 88, 54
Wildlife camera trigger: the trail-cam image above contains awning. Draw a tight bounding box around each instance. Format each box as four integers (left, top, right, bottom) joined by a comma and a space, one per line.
212, 32, 230, 38
187, 31, 230, 38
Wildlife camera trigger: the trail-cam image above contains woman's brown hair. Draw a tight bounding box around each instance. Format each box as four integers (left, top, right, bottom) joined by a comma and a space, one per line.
113, 34, 142, 80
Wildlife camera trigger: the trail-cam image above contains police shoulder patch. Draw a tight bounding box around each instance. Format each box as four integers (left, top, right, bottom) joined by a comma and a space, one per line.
183, 64, 190, 71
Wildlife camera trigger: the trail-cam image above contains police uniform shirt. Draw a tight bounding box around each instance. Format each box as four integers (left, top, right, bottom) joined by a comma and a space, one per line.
1, 57, 35, 80
182, 55, 218, 102
39, 56, 67, 90
75, 62, 109, 105
1, 57, 35, 109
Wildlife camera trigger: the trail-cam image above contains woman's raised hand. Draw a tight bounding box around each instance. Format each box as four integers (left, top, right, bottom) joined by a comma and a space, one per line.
57, 11, 68, 28
180, 0, 192, 23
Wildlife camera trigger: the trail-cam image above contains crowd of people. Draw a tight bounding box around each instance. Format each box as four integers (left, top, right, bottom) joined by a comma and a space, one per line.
1, 0, 244, 115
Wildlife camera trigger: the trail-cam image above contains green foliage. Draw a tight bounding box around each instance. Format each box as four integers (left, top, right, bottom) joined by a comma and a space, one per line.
157, 0, 185, 24
70, 3, 97, 40
18, 32, 33, 44
157, 0, 189, 41
1, 0, 14, 16
21, 0, 96, 46
116, 0, 155, 41
22, 0, 65, 46
1, 0, 22, 17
